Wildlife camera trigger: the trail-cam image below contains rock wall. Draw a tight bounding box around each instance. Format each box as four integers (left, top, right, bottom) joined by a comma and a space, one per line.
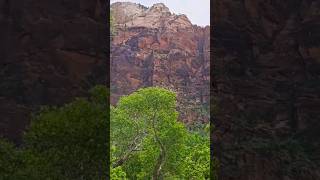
111, 2, 210, 124
212, 0, 320, 179
0, 0, 107, 143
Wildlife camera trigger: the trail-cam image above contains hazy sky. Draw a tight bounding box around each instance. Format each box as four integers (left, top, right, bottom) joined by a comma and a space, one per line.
110, 0, 210, 26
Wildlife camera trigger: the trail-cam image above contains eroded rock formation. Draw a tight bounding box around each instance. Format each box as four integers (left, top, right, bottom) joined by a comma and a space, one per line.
110, 2, 210, 124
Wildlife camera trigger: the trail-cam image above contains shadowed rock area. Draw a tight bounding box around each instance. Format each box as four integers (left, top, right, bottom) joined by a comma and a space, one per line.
0, 0, 107, 143
212, 0, 320, 179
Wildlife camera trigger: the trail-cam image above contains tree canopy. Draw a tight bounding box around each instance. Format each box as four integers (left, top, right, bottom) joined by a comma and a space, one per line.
0, 86, 213, 179
0, 85, 109, 179
111, 87, 210, 179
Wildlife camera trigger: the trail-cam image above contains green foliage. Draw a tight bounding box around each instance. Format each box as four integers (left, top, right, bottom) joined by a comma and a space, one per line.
111, 87, 210, 179
0, 86, 213, 179
0, 85, 109, 179
180, 130, 210, 179
111, 166, 127, 180
110, 10, 116, 37
0, 138, 20, 179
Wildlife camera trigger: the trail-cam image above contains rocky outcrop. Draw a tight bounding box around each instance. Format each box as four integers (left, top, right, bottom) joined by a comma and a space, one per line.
212, 0, 320, 179
0, 0, 107, 143
111, 2, 192, 30
111, 2, 210, 124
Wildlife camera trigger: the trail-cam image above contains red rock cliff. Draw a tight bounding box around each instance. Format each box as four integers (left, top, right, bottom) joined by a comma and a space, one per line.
111, 2, 210, 124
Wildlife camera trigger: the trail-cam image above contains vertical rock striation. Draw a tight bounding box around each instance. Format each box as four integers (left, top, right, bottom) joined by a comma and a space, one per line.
111, 2, 210, 124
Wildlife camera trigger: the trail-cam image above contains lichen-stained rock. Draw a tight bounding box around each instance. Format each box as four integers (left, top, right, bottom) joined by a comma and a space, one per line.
0, 0, 107, 143
212, 0, 320, 179
111, 2, 210, 124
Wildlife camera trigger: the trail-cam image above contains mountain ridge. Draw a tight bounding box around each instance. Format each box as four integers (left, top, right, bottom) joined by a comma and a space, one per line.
111, 2, 209, 29
111, 2, 210, 124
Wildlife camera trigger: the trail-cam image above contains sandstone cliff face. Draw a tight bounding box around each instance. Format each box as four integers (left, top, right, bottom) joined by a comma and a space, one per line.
110, 2, 210, 124
0, 0, 107, 143
213, 0, 320, 179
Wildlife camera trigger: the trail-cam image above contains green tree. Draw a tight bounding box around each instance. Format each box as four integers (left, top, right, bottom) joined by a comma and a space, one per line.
110, 144, 128, 180
0, 85, 109, 179
180, 125, 210, 179
23, 85, 109, 179
0, 86, 212, 179
0, 138, 20, 179
111, 87, 210, 179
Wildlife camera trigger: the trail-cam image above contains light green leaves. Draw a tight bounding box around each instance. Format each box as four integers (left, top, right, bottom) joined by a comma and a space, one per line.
111, 87, 210, 179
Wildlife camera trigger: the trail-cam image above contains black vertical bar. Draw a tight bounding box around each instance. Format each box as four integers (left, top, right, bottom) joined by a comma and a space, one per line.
210, 0, 217, 179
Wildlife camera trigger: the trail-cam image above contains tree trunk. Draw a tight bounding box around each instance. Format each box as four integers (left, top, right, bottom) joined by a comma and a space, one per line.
151, 112, 166, 180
